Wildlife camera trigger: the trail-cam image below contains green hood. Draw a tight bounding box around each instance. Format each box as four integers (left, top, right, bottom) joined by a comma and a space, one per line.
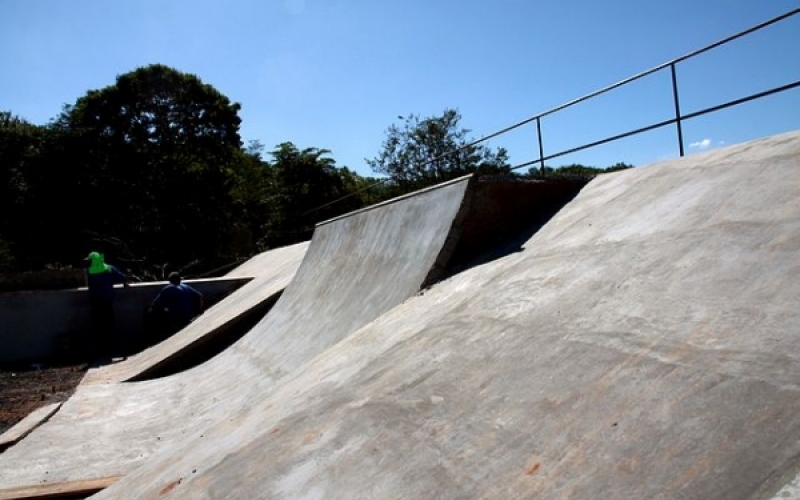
87, 252, 110, 275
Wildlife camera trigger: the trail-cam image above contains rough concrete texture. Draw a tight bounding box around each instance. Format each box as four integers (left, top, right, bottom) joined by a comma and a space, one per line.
0, 176, 488, 492
82, 130, 800, 499
82, 241, 309, 385
0, 403, 60, 451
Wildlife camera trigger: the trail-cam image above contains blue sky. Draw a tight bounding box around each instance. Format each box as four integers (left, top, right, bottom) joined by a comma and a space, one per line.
1, 0, 798, 176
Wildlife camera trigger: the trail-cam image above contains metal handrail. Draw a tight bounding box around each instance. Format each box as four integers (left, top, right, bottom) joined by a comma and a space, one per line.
513, 79, 800, 171
306, 8, 799, 217
435, 7, 800, 173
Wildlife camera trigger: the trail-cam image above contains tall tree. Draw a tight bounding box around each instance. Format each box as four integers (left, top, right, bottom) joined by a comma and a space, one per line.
367, 108, 510, 190
0, 111, 41, 270
267, 142, 348, 244
57, 64, 245, 275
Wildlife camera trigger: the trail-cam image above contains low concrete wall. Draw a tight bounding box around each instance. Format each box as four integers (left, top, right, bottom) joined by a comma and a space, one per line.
0, 269, 85, 293
0, 277, 251, 367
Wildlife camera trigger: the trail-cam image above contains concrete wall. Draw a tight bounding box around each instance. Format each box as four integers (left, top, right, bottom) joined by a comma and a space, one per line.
0, 277, 251, 367
0, 269, 85, 293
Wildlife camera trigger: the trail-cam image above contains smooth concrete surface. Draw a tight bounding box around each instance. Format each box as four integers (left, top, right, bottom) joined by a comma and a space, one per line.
82, 242, 309, 385
0, 176, 489, 492
82, 131, 800, 499
0, 403, 60, 452
0, 277, 251, 366
223, 248, 302, 278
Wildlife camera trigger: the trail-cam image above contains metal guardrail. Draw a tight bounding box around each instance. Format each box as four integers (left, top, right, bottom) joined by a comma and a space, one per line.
446, 7, 800, 173
306, 9, 799, 216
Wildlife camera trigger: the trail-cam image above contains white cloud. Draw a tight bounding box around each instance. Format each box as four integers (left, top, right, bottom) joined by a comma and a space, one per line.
689, 138, 712, 149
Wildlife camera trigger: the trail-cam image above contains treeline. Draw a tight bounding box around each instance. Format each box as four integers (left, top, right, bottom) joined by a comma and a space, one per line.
1, 64, 630, 279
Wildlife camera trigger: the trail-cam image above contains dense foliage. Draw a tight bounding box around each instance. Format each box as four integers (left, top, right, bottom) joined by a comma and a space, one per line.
526, 162, 634, 179
0, 65, 391, 278
0, 65, 632, 280
367, 109, 510, 190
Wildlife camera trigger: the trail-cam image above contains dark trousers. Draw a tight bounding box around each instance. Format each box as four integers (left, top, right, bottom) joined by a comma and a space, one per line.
145, 308, 189, 346
89, 298, 115, 360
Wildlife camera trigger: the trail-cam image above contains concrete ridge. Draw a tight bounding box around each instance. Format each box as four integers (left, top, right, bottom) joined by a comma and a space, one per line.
316, 173, 474, 227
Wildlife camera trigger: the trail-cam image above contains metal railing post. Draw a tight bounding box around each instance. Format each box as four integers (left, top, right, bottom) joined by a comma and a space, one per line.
670, 63, 685, 157
536, 117, 545, 174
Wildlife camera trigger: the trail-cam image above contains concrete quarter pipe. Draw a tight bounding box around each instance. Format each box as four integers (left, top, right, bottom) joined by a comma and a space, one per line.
89, 131, 800, 499
2, 131, 799, 498
82, 241, 310, 385
0, 174, 574, 497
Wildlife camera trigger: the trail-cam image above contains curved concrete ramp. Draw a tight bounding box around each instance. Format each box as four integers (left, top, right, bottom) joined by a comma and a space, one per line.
0, 403, 60, 453
82, 241, 309, 385
88, 131, 800, 499
0, 175, 561, 494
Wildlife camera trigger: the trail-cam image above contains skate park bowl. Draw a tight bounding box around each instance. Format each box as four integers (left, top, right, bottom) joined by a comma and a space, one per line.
0, 172, 586, 499
1, 9, 800, 498
82, 241, 310, 385
94, 131, 800, 500
1, 131, 800, 499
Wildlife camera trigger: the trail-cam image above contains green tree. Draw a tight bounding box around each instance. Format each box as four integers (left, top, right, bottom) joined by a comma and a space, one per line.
526, 162, 634, 179
266, 142, 346, 244
367, 108, 510, 190
0, 112, 37, 225
335, 167, 390, 209
0, 111, 52, 269
227, 146, 282, 255
57, 64, 246, 276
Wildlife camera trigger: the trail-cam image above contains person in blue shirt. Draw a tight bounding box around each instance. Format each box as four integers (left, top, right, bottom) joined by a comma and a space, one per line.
149, 272, 204, 339
85, 251, 129, 361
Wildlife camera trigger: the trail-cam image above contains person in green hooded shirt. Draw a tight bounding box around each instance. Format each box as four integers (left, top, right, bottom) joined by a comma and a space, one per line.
85, 251, 129, 362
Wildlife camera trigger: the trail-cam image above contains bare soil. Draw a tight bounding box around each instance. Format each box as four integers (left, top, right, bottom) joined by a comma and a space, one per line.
0, 363, 88, 435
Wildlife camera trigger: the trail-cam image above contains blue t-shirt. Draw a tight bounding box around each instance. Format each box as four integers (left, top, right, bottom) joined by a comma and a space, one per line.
151, 283, 203, 323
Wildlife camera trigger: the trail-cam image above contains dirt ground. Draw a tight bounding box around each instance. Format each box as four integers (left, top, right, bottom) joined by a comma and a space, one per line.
0, 363, 88, 435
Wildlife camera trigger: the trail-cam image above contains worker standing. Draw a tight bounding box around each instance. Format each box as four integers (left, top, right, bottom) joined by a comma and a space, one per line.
148, 272, 204, 340
85, 251, 129, 363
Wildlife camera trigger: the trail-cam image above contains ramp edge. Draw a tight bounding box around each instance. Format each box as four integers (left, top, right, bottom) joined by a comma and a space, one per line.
0, 475, 120, 500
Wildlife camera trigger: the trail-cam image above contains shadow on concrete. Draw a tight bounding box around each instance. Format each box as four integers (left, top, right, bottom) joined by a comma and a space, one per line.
126, 290, 284, 382
424, 176, 589, 288
124, 178, 588, 381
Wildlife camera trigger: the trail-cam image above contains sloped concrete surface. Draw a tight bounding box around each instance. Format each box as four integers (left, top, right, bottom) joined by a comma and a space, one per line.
91, 131, 800, 499
0, 176, 477, 491
82, 242, 309, 385
224, 245, 305, 279
0, 403, 60, 451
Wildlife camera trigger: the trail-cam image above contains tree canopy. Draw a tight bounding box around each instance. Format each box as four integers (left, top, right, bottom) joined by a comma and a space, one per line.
526, 162, 634, 179
0, 64, 394, 278
367, 108, 510, 189
48, 64, 247, 274
0, 65, 633, 281
0, 112, 43, 271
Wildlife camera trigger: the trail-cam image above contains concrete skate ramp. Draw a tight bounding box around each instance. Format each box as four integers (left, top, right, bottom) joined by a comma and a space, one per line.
0, 244, 307, 459
0, 175, 578, 496
86, 131, 800, 499
82, 241, 309, 385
